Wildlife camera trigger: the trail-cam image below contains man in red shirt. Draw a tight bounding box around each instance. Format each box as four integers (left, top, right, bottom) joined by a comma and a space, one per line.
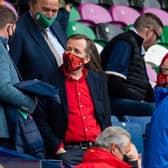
34, 34, 111, 165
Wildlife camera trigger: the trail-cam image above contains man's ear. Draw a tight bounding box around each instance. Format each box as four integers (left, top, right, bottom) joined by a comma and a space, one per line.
6, 24, 13, 36
84, 55, 91, 64
110, 144, 117, 153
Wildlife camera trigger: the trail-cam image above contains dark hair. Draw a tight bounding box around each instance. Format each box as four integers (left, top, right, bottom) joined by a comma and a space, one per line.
67, 34, 103, 72
0, 6, 16, 29
134, 13, 163, 33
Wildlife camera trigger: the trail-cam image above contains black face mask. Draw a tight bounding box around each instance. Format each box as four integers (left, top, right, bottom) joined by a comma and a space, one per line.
7, 25, 15, 47
123, 155, 138, 168
8, 34, 14, 47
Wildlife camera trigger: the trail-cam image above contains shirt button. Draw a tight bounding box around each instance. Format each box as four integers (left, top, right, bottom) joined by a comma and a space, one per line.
78, 92, 81, 96
85, 128, 88, 132
80, 105, 83, 108
83, 116, 86, 119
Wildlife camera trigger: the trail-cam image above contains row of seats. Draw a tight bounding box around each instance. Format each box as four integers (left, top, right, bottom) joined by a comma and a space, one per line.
70, 3, 168, 29
72, 0, 168, 10
68, 19, 168, 47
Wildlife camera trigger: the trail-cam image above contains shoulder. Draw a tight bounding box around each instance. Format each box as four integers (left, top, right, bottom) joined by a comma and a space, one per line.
17, 12, 30, 26
88, 70, 107, 81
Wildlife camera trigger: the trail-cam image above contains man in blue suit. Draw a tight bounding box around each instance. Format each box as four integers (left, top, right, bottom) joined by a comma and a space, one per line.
9, 0, 67, 83
0, 6, 36, 149
34, 34, 112, 166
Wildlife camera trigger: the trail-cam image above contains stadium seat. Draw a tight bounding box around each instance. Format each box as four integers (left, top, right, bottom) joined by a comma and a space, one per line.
68, 21, 96, 40
160, 0, 168, 10
146, 63, 157, 83
157, 26, 168, 48
124, 116, 151, 135
99, 0, 129, 7
129, 0, 161, 9
78, 3, 113, 25
145, 44, 168, 66
94, 42, 104, 53
73, 0, 99, 4
0, 147, 63, 168
109, 5, 140, 26
2, 0, 18, 17
69, 7, 81, 22
129, 0, 144, 9
112, 120, 144, 154
95, 23, 123, 42
141, 8, 168, 25
143, 0, 161, 8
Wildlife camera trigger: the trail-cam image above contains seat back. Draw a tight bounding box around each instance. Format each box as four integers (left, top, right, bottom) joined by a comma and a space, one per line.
145, 44, 168, 66
69, 7, 81, 22
160, 0, 168, 10
141, 8, 168, 25
146, 64, 157, 83
68, 21, 96, 40
74, 0, 99, 4
158, 26, 168, 48
109, 5, 140, 25
111, 0, 130, 6
2, 0, 18, 17
78, 3, 113, 24
129, 0, 144, 9
143, 0, 161, 8
112, 120, 144, 154
95, 23, 123, 42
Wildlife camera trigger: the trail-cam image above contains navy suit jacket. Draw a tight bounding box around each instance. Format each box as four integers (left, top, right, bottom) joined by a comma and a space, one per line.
34, 68, 112, 155
9, 12, 66, 83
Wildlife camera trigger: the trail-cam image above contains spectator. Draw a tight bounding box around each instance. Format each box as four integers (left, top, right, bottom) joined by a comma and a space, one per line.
9, 0, 66, 83
75, 126, 142, 168
34, 34, 111, 166
101, 13, 163, 117
144, 53, 168, 168
0, 6, 36, 150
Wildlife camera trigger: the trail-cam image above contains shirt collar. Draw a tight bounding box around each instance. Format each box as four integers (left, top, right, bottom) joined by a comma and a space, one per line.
62, 66, 88, 81
129, 27, 145, 56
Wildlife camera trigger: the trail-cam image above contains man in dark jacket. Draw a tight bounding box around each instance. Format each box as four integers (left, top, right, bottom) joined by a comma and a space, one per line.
101, 13, 163, 117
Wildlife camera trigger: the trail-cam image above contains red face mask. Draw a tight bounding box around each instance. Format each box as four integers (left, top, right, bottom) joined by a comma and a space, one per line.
157, 73, 168, 87
63, 52, 84, 72
157, 53, 168, 87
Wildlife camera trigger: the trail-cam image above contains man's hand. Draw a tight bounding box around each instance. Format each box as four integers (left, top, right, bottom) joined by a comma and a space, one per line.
56, 147, 66, 154
126, 144, 142, 168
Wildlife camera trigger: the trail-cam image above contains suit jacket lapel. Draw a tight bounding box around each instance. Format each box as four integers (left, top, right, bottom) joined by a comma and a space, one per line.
55, 69, 69, 118
26, 13, 58, 67
86, 71, 98, 108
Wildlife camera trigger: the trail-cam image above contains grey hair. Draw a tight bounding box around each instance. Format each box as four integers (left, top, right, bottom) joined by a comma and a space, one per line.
134, 13, 163, 33
95, 126, 130, 150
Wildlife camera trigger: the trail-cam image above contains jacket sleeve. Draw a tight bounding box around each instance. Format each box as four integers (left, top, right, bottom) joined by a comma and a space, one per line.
0, 45, 35, 113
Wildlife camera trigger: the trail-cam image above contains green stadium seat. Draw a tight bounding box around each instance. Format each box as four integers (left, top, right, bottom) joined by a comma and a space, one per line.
67, 21, 96, 40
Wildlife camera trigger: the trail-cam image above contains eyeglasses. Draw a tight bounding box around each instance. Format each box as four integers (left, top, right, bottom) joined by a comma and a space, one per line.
152, 29, 161, 41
